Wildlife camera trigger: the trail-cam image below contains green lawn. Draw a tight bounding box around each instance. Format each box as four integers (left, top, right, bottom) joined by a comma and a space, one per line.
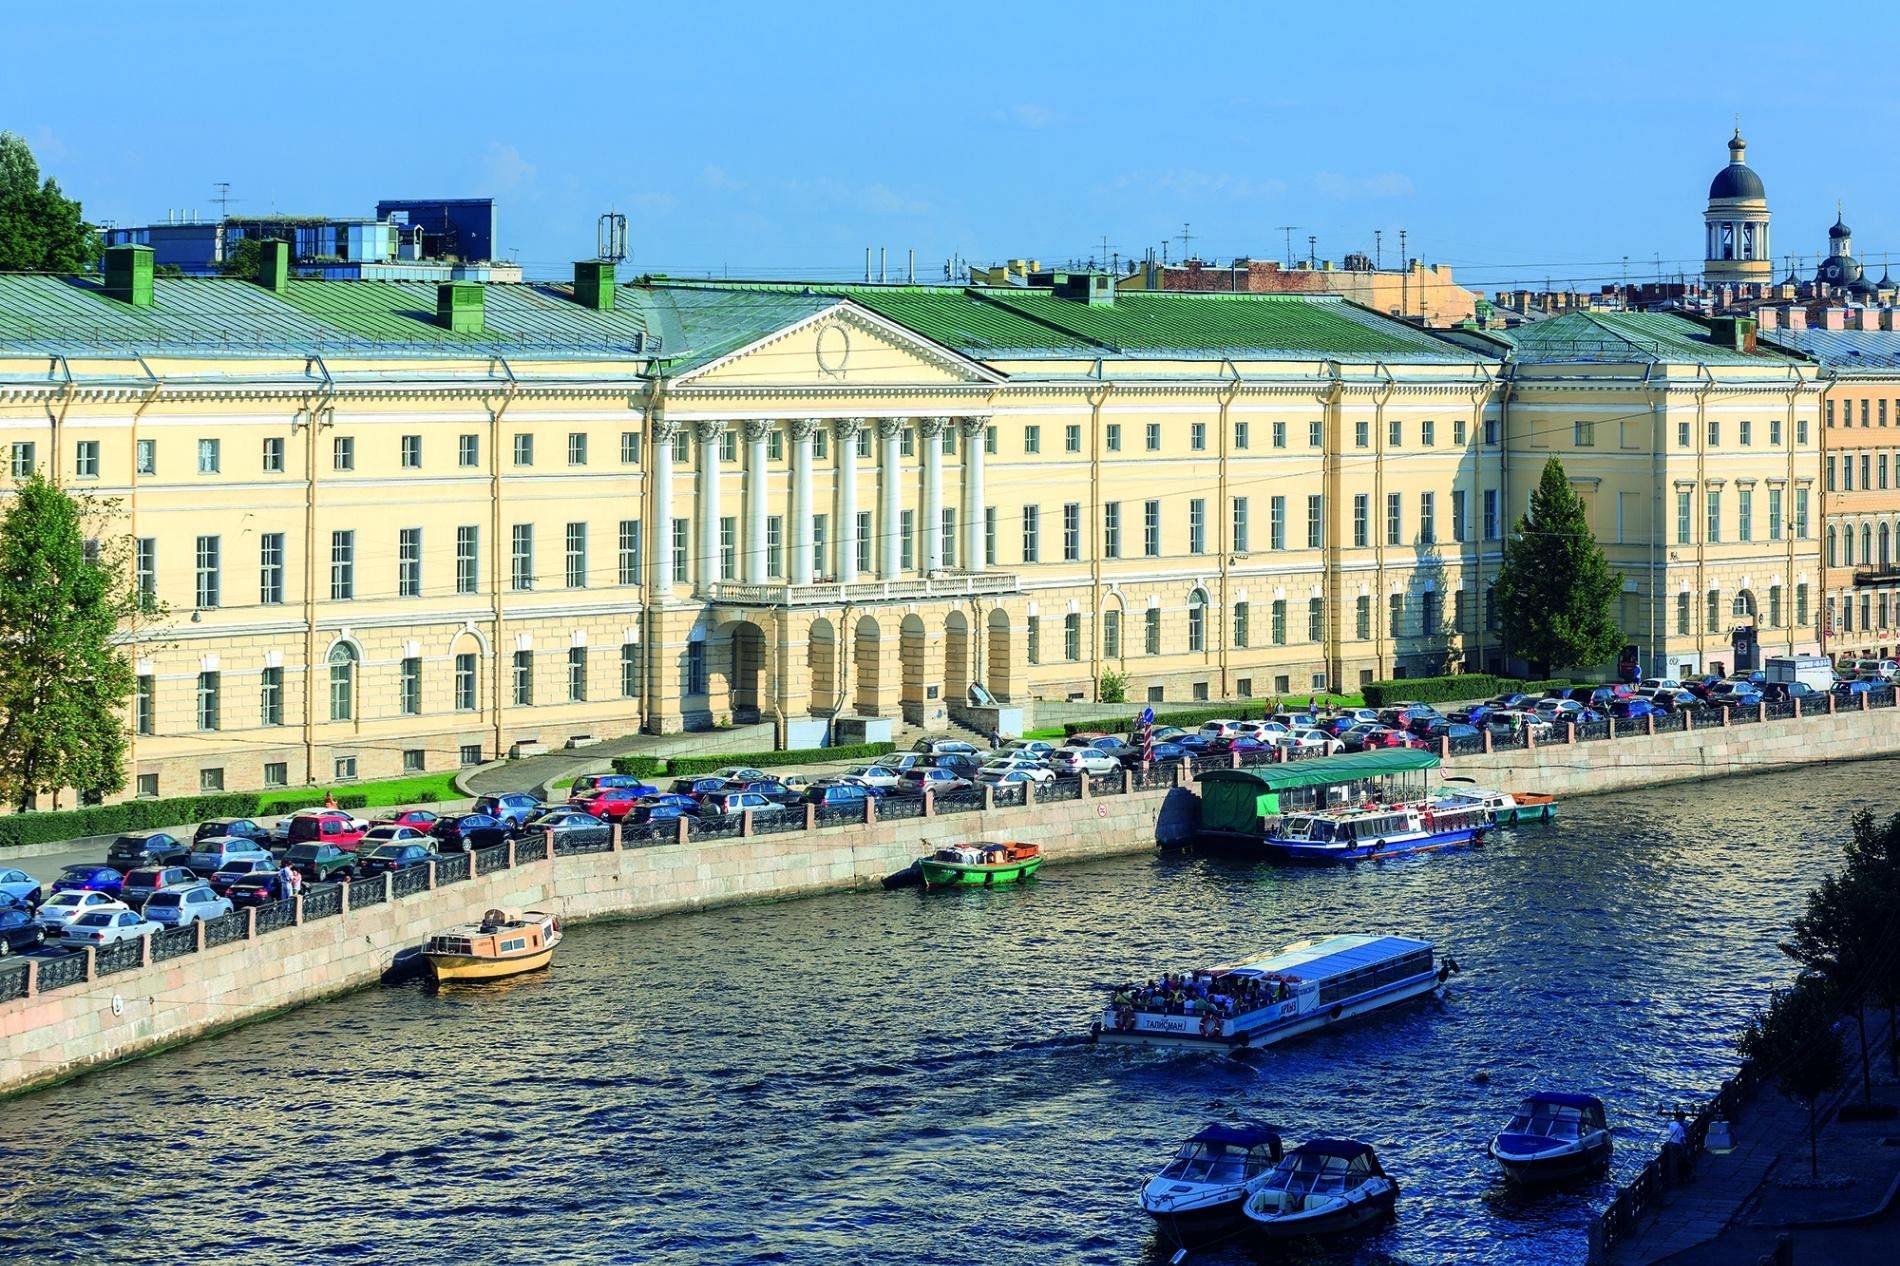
275, 771, 465, 810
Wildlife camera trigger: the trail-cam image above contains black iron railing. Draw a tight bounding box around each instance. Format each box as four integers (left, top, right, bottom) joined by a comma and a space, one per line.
435, 853, 470, 885
94, 938, 145, 977
513, 835, 550, 864
150, 924, 199, 962
254, 898, 297, 935
391, 867, 430, 900
33, 950, 88, 992
0, 957, 28, 1002
202, 911, 247, 948
303, 884, 344, 920
350, 876, 388, 909
473, 844, 511, 874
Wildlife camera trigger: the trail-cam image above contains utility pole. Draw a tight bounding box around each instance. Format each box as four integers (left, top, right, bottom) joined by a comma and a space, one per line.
211, 181, 239, 220
1277, 225, 1297, 268
1177, 222, 1195, 262
1374, 229, 1383, 270
1307, 235, 1316, 268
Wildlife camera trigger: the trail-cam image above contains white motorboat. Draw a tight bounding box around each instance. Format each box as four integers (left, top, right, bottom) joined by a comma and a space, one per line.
1488, 1092, 1612, 1183
1139, 1121, 1284, 1229
1241, 1139, 1398, 1240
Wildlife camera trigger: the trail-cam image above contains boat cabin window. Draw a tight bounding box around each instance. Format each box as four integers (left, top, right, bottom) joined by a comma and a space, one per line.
499, 936, 528, 952
1160, 1140, 1273, 1184
1273, 1152, 1351, 1195
1509, 1104, 1585, 1139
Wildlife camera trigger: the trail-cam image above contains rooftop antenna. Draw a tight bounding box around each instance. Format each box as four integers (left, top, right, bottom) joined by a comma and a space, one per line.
1374, 229, 1383, 270
1307, 235, 1316, 268
1177, 222, 1195, 262
1398, 228, 1407, 265
1276, 226, 1297, 268
1097, 233, 1116, 272
596, 211, 628, 263
211, 181, 239, 220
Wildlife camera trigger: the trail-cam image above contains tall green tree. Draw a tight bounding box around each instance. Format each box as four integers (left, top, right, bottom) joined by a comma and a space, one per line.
1735, 976, 1847, 1180
1492, 457, 1624, 675
0, 475, 140, 809
0, 132, 99, 273
1782, 863, 1886, 1103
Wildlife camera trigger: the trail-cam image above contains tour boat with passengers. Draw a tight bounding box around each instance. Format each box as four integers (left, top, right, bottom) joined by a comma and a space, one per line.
916, 840, 1042, 890
1139, 1121, 1284, 1231
421, 909, 562, 983
1241, 1139, 1398, 1239
1198, 750, 1493, 858
1488, 1092, 1613, 1183
1261, 800, 1491, 863
1093, 934, 1454, 1050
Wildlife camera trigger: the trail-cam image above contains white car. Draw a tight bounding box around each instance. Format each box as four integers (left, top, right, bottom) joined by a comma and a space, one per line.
57, 908, 160, 946
1197, 719, 1244, 741
711, 766, 771, 783
840, 764, 905, 789
978, 758, 1055, 782
1637, 677, 1682, 693
358, 824, 426, 848
993, 739, 1056, 760
35, 891, 131, 932
1045, 747, 1119, 776
1280, 728, 1343, 755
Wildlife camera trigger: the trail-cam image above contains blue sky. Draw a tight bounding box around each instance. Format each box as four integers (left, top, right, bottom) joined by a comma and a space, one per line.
7, 1, 1900, 290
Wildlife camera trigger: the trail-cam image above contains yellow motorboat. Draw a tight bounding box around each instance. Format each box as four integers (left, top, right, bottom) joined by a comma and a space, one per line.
423, 909, 562, 984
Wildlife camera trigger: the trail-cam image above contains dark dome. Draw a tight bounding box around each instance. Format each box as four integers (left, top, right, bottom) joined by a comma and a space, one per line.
1830, 216, 1852, 239
1709, 163, 1765, 200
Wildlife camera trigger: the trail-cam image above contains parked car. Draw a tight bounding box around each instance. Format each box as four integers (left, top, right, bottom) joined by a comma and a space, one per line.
1706, 681, 1763, 708
1637, 677, 1683, 693
923, 753, 986, 780
0, 899, 48, 954
837, 764, 905, 790
357, 825, 428, 850
626, 795, 701, 826
993, 739, 1057, 760
285, 843, 357, 882
1483, 693, 1530, 711
1363, 727, 1422, 750
1281, 728, 1344, 755
285, 809, 368, 852
1651, 689, 1702, 713
1269, 712, 1320, 730
979, 768, 1052, 790
571, 773, 648, 796
472, 794, 542, 829
356, 843, 442, 877
1834, 678, 1877, 698
1338, 724, 1384, 753
1423, 720, 1483, 744
697, 790, 788, 819
708, 766, 772, 784
186, 836, 273, 877
979, 757, 1056, 782
209, 856, 280, 896
0, 867, 43, 909
225, 871, 295, 906
57, 908, 159, 947
372, 809, 440, 831
106, 832, 189, 873
720, 779, 803, 806
1762, 681, 1824, 703
910, 738, 980, 757
52, 865, 125, 898
34, 891, 130, 933
1044, 746, 1119, 776
519, 809, 611, 850
872, 753, 927, 774
568, 786, 649, 821
896, 768, 973, 797
1609, 697, 1663, 721
1070, 736, 1143, 766
1146, 740, 1195, 763
194, 818, 272, 847
120, 865, 203, 909
1196, 719, 1245, 741
142, 885, 233, 928
803, 780, 884, 808
430, 813, 511, 853
668, 776, 732, 800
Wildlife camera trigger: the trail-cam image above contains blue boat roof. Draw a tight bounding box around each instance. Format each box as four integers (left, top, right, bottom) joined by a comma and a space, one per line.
1295, 1138, 1377, 1161
1527, 1092, 1604, 1111
1217, 934, 1433, 982
1189, 1122, 1280, 1148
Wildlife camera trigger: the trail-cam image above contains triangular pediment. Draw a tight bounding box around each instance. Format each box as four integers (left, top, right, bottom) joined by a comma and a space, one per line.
674, 301, 1000, 389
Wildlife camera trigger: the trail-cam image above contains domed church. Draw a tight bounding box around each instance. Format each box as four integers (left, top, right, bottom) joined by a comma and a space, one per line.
1812, 211, 1880, 299
1703, 129, 1772, 286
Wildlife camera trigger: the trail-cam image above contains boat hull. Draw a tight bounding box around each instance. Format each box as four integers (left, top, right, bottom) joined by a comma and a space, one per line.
1261, 824, 1487, 864
424, 945, 555, 983
1098, 973, 1441, 1049
917, 856, 1042, 889
1244, 1184, 1397, 1239
1498, 794, 1557, 824
1490, 1136, 1611, 1183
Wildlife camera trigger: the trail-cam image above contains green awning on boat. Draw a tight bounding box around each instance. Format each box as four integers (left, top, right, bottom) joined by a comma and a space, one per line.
1196, 748, 1441, 793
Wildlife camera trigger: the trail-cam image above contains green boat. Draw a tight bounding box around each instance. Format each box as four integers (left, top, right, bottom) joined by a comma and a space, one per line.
1436, 785, 1558, 824
917, 841, 1043, 889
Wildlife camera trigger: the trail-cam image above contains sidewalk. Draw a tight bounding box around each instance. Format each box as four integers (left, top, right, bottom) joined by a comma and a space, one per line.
460, 723, 775, 796
1609, 1013, 1900, 1265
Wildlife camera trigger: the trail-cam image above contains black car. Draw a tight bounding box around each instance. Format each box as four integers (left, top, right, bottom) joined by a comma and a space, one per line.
356, 843, 441, 876
924, 753, 985, 779
194, 818, 272, 847
106, 832, 190, 873
0, 897, 48, 955
226, 871, 294, 906
430, 813, 511, 853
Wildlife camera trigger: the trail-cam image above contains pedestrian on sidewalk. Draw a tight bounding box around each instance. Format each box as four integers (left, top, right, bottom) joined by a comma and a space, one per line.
1665, 1110, 1694, 1182
322, 789, 337, 810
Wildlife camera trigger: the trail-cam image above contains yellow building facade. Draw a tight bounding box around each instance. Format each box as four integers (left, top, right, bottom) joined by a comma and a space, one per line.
0, 253, 1825, 800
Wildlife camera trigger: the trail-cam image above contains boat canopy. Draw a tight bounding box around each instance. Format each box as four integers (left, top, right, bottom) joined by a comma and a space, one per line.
1197, 749, 1441, 792
1215, 934, 1432, 983
1526, 1092, 1604, 1112
1295, 1138, 1380, 1162
1189, 1122, 1281, 1149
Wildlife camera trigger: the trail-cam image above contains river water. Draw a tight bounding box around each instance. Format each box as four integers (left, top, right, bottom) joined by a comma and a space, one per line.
2, 760, 1886, 1265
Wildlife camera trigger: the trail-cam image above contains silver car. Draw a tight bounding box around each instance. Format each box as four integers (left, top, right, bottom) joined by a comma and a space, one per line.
357, 825, 426, 849
57, 908, 159, 946
0, 866, 42, 908
35, 891, 131, 932
186, 836, 273, 876
143, 884, 234, 927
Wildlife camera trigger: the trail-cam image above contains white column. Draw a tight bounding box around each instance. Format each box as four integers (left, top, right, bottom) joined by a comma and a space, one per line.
742, 419, 770, 583
958, 415, 987, 571
919, 416, 947, 574
877, 417, 903, 578
651, 420, 677, 591
789, 419, 816, 586
694, 420, 724, 586
835, 418, 862, 584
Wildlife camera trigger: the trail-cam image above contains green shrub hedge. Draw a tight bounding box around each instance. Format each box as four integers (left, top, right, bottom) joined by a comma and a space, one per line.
614, 741, 897, 779
0, 792, 262, 850
258, 792, 369, 816
1359, 675, 1585, 707
607, 755, 665, 780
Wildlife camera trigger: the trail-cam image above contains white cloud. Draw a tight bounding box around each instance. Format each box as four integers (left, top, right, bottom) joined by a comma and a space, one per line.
1313, 171, 1414, 200
1003, 103, 1060, 129
483, 142, 537, 193
702, 164, 746, 190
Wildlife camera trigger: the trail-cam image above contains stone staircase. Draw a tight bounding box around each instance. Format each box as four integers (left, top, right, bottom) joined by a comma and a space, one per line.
890, 716, 996, 752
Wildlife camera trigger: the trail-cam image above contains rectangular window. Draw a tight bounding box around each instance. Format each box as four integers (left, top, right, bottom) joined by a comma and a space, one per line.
1865, 400, 1873, 427
197, 438, 220, 474
1574, 420, 1595, 446
1678, 420, 1691, 448
621, 430, 640, 464
1676, 591, 1690, 635
1844, 457, 1855, 491
258, 533, 284, 605
1355, 420, 1369, 449
568, 647, 588, 702
1828, 399, 1837, 427
1707, 419, 1719, 447
1106, 422, 1122, 452
1388, 592, 1405, 638
814, 515, 828, 574
565, 522, 588, 588
900, 427, 915, 458
1705, 490, 1721, 543
1798, 417, 1809, 445
260, 667, 283, 726
1306, 495, 1323, 549
135, 438, 155, 476
1451, 489, 1467, 543
1022, 506, 1039, 563
1453, 418, 1467, 445
1385, 493, 1402, 545
1271, 419, 1286, 449
135, 537, 156, 607
1062, 503, 1080, 561
942, 426, 955, 456
1864, 454, 1873, 489
720, 515, 737, 579
136, 675, 154, 735
1187, 600, 1204, 652
332, 436, 354, 471
1269, 496, 1286, 551
196, 671, 220, 732
685, 642, 707, 695
767, 430, 783, 462
75, 439, 99, 478
1707, 589, 1722, 634
396, 527, 422, 597
1190, 422, 1206, 451
1026, 616, 1041, 665
1310, 419, 1324, 448
459, 744, 483, 768
1420, 492, 1436, 545
400, 657, 421, 716
1023, 425, 1040, 455
1355, 595, 1371, 640
511, 524, 534, 591
1103, 609, 1121, 659
455, 653, 477, 711
1236, 420, 1252, 450
459, 434, 480, 468
767, 516, 784, 576
1884, 454, 1892, 490
1738, 489, 1752, 542
260, 436, 284, 474
1353, 494, 1369, 548
1145, 422, 1160, 452
1740, 419, 1753, 446
856, 429, 872, 459
618, 520, 641, 585
1064, 613, 1080, 662
941, 507, 956, 569
513, 650, 534, 706
1484, 415, 1499, 445
401, 434, 422, 469
568, 432, 588, 466
1189, 499, 1206, 554
860, 511, 875, 574
1388, 418, 1402, 448
1144, 607, 1161, 655
398, 749, 424, 775
1676, 491, 1692, 545
1797, 583, 1810, 626
1103, 502, 1121, 558
202, 768, 226, 793
1065, 424, 1081, 453
721, 430, 738, 463
455, 526, 479, 595
514, 433, 534, 467
1828, 456, 1838, 491
1453, 589, 1467, 633
1770, 418, 1782, 445
1769, 586, 1783, 628
1483, 489, 1500, 540
330, 530, 354, 600
620, 644, 641, 698
1233, 497, 1251, 553
1233, 601, 1251, 648
1307, 598, 1324, 642
1143, 501, 1160, 557
194, 535, 220, 609
1421, 418, 1436, 447
1795, 488, 1810, 538
899, 510, 914, 571
264, 762, 287, 789
672, 519, 689, 583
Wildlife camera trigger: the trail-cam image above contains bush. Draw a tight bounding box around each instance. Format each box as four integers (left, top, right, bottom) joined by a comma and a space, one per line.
1360, 674, 1586, 708
0, 791, 261, 850
1099, 671, 1128, 704
608, 755, 665, 780
665, 741, 896, 778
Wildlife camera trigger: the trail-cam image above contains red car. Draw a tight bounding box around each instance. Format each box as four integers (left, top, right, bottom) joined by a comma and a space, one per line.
1365, 727, 1420, 750
373, 808, 440, 831
285, 809, 368, 853
567, 786, 647, 821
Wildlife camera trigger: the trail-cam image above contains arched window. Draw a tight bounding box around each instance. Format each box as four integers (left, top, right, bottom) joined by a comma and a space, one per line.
1863, 524, 1874, 566
1732, 590, 1756, 618
1845, 528, 1857, 567
328, 643, 358, 722
1883, 523, 1893, 568
1827, 525, 1838, 568
1187, 589, 1207, 653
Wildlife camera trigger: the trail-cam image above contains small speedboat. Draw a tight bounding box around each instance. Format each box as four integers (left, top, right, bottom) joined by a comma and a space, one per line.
916, 840, 1041, 889
1489, 1092, 1612, 1183
422, 909, 561, 983
1139, 1121, 1283, 1230
1436, 782, 1558, 824
1241, 1139, 1397, 1240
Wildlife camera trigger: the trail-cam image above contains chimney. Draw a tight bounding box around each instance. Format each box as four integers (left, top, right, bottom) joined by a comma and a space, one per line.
1822, 307, 1847, 331
574, 260, 615, 311
1786, 308, 1807, 330
1883, 309, 1900, 332
1756, 306, 1779, 330
437, 281, 485, 333
1856, 307, 1879, 331
103, 244, 155, 307
257, 239, 290, 293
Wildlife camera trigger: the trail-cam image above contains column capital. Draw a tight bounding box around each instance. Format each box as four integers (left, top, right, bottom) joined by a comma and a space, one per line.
875, 417, 905, 440
692, 419, 726, 445
789, 418, 820, 442
651, 417, 684, 443
918, 416, 950, 438
834, 416, 867, 441
956, 415, 992, 437
741, 419, 772, 445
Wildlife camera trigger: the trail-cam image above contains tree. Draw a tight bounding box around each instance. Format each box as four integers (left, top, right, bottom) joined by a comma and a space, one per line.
1492, 457, 1624, 676
1098, 670, 1128, 704
0, 475, 140, 810
1782, 864, 1886, 1103
0, 132, 99, 273
1735, 976, 1847, 1179
217, 235, 264, 278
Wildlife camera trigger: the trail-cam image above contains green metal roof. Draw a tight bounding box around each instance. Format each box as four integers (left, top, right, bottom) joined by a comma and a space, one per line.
1197, 748, 1441, 791
1480, 311, 1794, 366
